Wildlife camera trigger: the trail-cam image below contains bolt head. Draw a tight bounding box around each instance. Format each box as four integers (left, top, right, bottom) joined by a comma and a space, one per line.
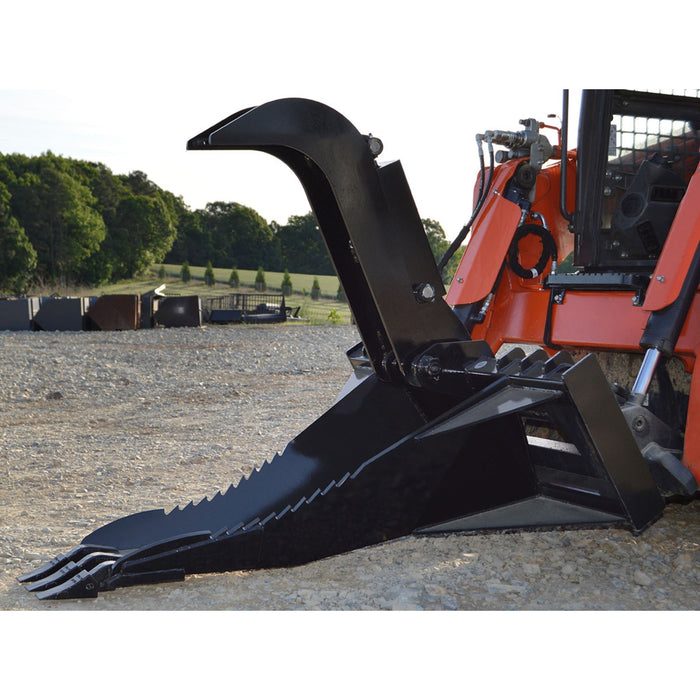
416, 355, 441, 379
632, 415, 648, 433
414, 282, 436, 303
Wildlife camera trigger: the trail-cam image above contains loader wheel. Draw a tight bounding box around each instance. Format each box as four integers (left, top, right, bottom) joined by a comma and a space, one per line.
508, 224, 557, 279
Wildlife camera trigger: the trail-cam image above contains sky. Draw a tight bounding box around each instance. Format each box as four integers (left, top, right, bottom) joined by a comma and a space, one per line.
1, 2, 696, 242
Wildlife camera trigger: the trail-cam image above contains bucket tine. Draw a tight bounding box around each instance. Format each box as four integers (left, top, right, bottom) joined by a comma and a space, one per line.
24, 552, 119, 592
35, 560, 116, 600
17, 544, 119, 584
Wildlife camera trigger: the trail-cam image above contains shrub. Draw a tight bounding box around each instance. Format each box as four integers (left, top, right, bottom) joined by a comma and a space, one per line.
327, 308, 341, 324
336, 283, 346, 302
310, 277, 321, 300
281, 269, 292, 296
229, 267, 240, 288
204, 261, 216, 287
255, 266, 266, 292
157, 265, 166, 280
180, 260, 191, 283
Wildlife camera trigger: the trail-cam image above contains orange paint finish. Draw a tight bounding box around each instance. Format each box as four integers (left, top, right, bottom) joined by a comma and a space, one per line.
471, 277, 700, 367
469, 281, 552, 352
450, 150, 700, 478
445, 165, 522, 307
550, 292, 649, 351
446, 154, 577, 307
529, 155, 577, 264
644, 166, 700, 312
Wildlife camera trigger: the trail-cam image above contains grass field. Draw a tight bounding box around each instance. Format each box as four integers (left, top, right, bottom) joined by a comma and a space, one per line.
35, 264, 353, 325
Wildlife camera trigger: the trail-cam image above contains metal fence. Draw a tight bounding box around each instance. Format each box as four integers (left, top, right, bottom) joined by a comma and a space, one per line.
202, 293, 288, 324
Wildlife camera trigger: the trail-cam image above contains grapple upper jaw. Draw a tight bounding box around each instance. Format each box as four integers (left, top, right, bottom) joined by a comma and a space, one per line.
188, 98, 470, 382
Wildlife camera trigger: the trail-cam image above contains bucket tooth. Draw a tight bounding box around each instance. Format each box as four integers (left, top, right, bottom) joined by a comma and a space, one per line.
291, 497, 306, 513
306, 488, 322, 504
275, 505, 292, 520
499, 358, 525, 376
521, 361, 547, 378
209, 491, 224, 505
497, 347, 526, 371
25, 562, 80, 592
18, 544, 118, 584
321, 480, 337, 496
259, 512, 277, 527
543, 351, 574, 377
521, 348, 549, 372
35, 560, 115, 600
24, 552, 119, 592
242, 517, 260, 531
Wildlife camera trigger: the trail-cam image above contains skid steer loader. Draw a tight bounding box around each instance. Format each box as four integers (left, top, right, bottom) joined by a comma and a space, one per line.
20, 89, 700, 599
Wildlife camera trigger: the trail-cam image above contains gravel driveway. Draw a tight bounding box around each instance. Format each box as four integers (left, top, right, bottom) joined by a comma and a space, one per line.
1, 324, 698, 611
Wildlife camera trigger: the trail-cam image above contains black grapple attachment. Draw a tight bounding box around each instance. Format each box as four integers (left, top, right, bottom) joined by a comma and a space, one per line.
19, 99, 665, 599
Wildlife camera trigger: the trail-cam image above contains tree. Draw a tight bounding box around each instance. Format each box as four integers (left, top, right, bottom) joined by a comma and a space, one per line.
180, 260, 191, 283
201, 202, 281, 270
165, 207, 210, 266
422, 218, 465, 284
0, 181, 37, 294
311, 277, 321, 300
0, 154, 182, 287
281, 269, 292, 296
228, 267, 240, 288
204, 260, 215, 287
255, 266, 266, 291
276, 212, 333, 275
8, 158, 106, 281
99, 172, 177, 280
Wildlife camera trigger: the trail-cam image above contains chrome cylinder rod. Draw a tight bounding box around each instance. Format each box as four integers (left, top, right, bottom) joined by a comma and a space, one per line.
629, 348, 662, 404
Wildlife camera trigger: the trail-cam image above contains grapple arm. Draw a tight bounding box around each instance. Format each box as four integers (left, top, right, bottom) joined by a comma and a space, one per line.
187, 98, 469, 380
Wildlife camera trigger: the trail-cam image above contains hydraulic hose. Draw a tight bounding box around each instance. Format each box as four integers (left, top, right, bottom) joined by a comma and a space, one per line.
438, 136, 495, 273
507, 222, 557, 279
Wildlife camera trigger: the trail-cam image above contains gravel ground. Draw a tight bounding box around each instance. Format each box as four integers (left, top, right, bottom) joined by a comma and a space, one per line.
1, 324, 699, 612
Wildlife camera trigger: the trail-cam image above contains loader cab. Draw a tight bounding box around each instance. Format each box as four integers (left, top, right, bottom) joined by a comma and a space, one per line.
570, 89, 700, 273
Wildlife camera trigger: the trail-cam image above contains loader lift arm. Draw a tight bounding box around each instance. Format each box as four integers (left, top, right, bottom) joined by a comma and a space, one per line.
20, 98, 670, 600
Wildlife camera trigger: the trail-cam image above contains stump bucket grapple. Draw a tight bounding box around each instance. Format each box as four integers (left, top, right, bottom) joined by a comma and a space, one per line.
20, 90, 700, 599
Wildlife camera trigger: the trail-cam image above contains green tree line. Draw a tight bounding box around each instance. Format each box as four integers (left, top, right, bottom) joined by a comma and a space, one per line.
0, 152, 463, 294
